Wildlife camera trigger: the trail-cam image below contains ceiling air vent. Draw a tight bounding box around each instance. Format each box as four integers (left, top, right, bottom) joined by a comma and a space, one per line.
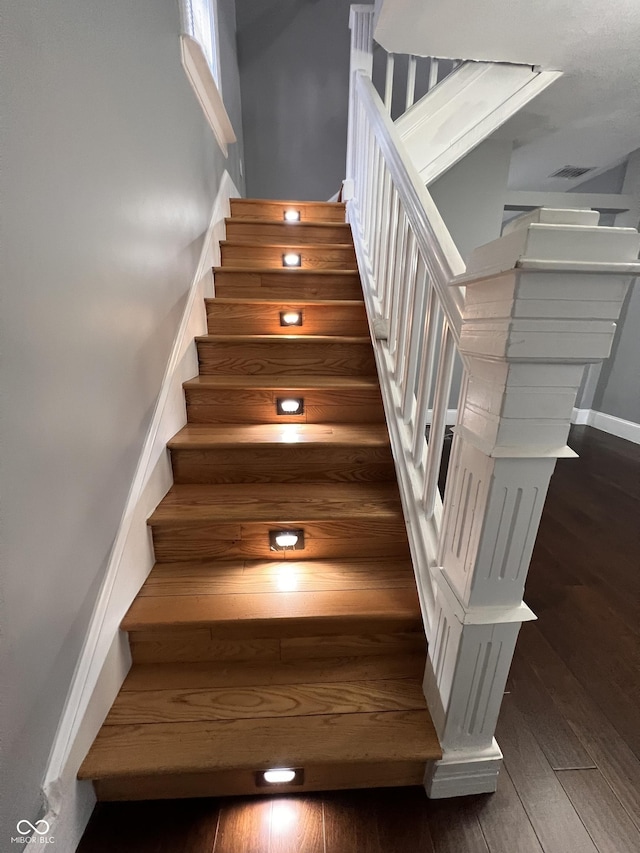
549, 165, 595, 179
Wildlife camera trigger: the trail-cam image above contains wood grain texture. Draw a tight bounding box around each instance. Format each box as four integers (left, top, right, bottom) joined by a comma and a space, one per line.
129, 635, 281, 665
105, 678, 427, 725
517, 623, 640, 831
79, 710, 441, 779
183, 375, 384, 424
268, 797, 324, 853
120, 654, 426, 692
323, 787, 436, 853
280, 631, 426, 661
147, 483, 409, 562
213, 268, 363, 300
220, 242, 357, 270
473, 768, 544, 853
507, 655, 596, 771
229, 198, 346, 222
80, 195, 432, 806
76, 799, 220, 853
426, 798, 489, 853
78, 427, 640, 850
225, 218, 352, 245
93, 763, 428, 801
196, 335, 376, 376
168, 422, 394, 484
496, 696, 598, 853
136, 557, 415, 598
214, 798, 270, 853
123, 587, 422, 637
205, 297, 368, 336
148, 482, 403, 520
557, 768, 640, 853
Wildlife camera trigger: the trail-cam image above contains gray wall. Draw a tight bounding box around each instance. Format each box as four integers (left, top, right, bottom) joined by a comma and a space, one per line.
236, 0, 353, 200
573, 156, 640, 421
430, 139, 514, 264
0, 0, 243, 840
593, 283, 640, 422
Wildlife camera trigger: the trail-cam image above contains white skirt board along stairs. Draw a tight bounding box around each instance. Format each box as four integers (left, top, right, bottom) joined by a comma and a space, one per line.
73, 5, 640, 807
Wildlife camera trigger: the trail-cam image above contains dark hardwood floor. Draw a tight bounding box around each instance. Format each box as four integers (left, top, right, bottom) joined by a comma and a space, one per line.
78, 426, 640, 853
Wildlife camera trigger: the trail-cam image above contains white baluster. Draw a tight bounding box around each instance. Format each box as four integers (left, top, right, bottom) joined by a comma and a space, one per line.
401, 255, 428, 425
395, 230, 417, 384
388, 210, 409, 366
405, 55, 417, 111
428, 57, 439, 91
383, 187, 401, 321
422, 323, 455, 516
411, 288, 440, 463
375, 169, 392, 300
384, 52, 395, 113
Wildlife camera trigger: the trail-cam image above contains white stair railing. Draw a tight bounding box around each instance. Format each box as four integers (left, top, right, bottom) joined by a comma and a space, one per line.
346, 5, 640, 798
376, 49, 459, 116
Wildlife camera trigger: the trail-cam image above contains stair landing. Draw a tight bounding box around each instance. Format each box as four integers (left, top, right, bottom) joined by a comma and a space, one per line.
79, 197, 440, 800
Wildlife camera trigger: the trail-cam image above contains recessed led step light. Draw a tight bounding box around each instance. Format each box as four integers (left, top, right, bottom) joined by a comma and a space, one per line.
256, 767, 304, 787
280, 310, 303, 327
269, 529, 305, 551
282, 252, 301, 267
276, 398, 304, 415
283, 210, 301, 222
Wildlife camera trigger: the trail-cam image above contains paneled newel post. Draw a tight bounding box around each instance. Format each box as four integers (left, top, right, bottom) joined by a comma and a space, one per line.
424, 208, 640, 797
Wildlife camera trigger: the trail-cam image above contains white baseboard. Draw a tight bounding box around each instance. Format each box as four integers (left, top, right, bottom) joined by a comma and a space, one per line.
571, 407, 640, 444
41, 172, 240, 851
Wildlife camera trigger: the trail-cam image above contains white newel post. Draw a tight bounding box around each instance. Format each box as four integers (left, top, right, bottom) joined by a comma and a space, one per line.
346, 6, 374, 194
424, 209, 640, 797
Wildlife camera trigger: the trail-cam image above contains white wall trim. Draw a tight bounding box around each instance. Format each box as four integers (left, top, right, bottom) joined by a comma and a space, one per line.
505, 190, 634, 214
41, 172, 240, 850
572, 407, 640, 444
180, 34, 236, 157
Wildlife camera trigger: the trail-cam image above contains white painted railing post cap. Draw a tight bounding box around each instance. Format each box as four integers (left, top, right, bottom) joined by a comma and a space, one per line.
463, 209, 640, 282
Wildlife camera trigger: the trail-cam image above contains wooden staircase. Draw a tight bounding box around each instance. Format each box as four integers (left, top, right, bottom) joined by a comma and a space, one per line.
79, 198, 441, 800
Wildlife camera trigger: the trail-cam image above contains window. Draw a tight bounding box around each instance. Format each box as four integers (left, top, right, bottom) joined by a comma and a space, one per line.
180, 0, 221, 87
179, 0, 235, 155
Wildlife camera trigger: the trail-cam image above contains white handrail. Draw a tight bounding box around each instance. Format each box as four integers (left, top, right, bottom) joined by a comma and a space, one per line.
355, 73, 465, 340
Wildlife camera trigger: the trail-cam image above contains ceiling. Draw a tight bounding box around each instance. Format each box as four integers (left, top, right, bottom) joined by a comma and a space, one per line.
373, 0, 640, 191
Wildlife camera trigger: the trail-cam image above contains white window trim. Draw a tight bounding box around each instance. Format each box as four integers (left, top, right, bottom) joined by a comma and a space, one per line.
180, 34, 236, 157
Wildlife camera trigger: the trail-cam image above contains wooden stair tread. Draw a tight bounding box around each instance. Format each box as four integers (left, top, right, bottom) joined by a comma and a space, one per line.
168, 423, 390, 449
183, 375, 380, 389
233, 199, 346, 208
220, 241, 354, 249
120, 654, 427, 692
122, 586, 421, 632
148, 482, 403, 524
104, 677, 428, 726
136, 558, 415, 598
205, 297, 364, 307
195, 333, 371, 344
78, 709, 441, 779
213, 267, 359, 275
225, 217, 350, 228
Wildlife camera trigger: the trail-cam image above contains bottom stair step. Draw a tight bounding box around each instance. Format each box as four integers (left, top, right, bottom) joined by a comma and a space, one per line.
81, 710, 440, 800
79, 657, 441, 800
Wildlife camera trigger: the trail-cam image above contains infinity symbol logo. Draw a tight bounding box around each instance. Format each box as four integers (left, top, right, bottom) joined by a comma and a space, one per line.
16, 819, 50, 835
